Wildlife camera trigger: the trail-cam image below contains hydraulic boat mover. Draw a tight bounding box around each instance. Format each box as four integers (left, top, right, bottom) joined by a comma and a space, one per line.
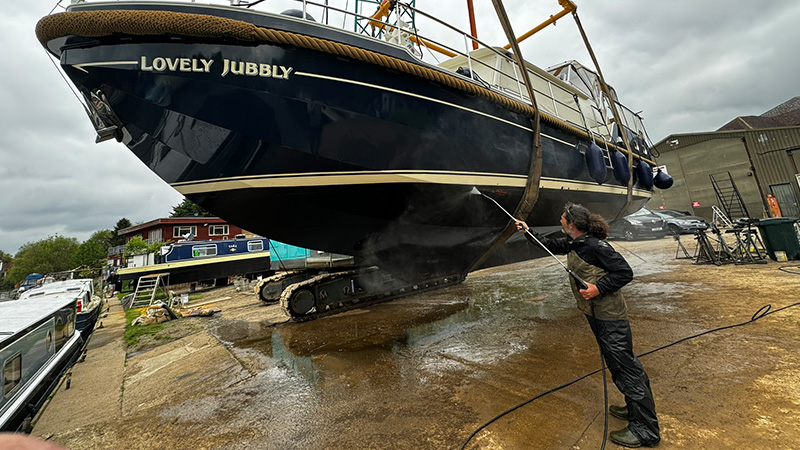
36, 0, 672, 321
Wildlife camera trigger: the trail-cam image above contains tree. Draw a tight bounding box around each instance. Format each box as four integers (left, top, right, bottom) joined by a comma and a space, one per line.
124, 236, 164, 257
7, 236, 80, 285
170, 198, 213, 218
73, 229, 115, 269
112, 217, 132, 247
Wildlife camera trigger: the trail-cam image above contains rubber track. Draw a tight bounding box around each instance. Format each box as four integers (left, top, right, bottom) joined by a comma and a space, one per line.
253, 270, 305, 302
280, 270, 463, 322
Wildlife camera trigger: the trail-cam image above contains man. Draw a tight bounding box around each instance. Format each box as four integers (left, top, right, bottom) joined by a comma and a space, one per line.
516, 202, 660, 448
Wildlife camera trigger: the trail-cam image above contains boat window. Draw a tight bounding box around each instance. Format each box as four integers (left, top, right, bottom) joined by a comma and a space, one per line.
209, 224, 229, 236
247, 241, 264, 252
3, 353, 22, 397
192, 244, 218, 257
46, 331, 53, 353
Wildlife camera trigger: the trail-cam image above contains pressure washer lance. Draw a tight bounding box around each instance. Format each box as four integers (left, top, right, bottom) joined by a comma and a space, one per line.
470, 187, 589, 290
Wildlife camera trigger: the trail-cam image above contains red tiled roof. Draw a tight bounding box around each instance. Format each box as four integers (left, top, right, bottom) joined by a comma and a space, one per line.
119, 217, 226, 235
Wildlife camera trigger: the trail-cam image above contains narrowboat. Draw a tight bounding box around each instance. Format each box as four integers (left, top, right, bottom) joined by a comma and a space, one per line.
115, 237, 271, 289
0, 297, 82, 431
18, 279, 102, 340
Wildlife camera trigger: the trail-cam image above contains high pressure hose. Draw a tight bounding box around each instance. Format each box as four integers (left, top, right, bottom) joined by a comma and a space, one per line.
460, 300, 800, 449
591, 302, 609, 450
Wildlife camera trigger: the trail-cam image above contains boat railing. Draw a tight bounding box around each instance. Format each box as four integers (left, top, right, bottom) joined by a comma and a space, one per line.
245, 0, 612, 140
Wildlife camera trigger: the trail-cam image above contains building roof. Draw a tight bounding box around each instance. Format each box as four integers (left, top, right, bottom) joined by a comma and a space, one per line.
119, 217, 227, 235
654, 125, 800, 154
717, 96, 800, 131
761, 96, 800, 117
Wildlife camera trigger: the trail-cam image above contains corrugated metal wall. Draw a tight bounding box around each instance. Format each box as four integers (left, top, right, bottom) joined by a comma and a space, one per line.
653, 127, 800, 218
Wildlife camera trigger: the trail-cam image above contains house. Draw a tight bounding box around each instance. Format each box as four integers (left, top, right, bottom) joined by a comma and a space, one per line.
118, 217, 249, 244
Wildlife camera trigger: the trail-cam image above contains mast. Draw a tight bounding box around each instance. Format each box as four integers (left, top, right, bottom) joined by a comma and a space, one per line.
466, 0, 478, 50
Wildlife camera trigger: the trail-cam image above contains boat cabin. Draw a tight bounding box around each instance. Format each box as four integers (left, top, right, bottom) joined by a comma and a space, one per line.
0, 296, 82, 431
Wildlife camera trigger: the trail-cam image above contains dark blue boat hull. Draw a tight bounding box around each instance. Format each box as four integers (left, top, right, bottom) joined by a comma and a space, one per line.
44, 4, 651, 278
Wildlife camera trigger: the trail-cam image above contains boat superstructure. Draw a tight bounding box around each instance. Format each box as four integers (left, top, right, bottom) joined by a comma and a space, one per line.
37, 0, 670, 320
18, 279, 101, 339
0, 296, 82, 431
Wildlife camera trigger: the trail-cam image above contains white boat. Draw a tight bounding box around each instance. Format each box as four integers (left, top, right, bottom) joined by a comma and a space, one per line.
0, 296, 82, 431
18, 279, 102, 339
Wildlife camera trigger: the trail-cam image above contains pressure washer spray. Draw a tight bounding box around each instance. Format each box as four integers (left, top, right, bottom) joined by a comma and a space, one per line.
470, 187, 589, 290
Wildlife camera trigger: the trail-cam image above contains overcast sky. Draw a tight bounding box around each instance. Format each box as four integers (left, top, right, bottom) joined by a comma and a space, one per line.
1, 0, 798, 254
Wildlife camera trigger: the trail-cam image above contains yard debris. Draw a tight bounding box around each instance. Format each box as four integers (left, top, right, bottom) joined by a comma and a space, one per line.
131, 305, 174, 326
182, 308, 220, 318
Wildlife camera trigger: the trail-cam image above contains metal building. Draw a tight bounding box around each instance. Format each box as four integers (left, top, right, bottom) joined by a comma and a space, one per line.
651, 125, 800, 221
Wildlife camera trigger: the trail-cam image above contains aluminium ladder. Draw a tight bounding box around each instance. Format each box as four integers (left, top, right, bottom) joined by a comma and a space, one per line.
129, 273, 169, 309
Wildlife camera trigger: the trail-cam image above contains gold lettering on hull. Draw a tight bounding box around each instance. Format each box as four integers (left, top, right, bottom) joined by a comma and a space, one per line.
138, 56, 293, 80
140, 56, 213, 73
220, 59, 293, 79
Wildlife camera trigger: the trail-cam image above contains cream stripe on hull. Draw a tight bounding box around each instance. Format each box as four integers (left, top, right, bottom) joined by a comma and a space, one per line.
117, 251, 270, 276
171, 171, 651, 198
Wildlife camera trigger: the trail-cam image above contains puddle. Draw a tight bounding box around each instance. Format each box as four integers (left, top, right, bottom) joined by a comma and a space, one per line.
205, 255, 635, 392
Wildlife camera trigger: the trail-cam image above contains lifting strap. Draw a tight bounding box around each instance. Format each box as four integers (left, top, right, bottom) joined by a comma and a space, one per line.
572, 11, 635, 222
465, 0, 543, 273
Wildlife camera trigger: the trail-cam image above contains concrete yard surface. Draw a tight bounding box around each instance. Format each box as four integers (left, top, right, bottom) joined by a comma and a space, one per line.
33, 237, 800, 449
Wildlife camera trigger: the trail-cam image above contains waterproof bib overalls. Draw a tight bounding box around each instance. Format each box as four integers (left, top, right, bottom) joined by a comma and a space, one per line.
526, 232, 660, 446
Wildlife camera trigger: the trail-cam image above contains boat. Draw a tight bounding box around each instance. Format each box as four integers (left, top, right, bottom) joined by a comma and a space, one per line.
0, 295, 82, 431
13, 273, 44, 299
36, 0, 671, 320
115, 236, 272, 290
18, 279, 102, 340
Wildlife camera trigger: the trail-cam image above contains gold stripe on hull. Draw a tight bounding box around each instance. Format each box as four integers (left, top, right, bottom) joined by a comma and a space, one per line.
170, 171, 651, 198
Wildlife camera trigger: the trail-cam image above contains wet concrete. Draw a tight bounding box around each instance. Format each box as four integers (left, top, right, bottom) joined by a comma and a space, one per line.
33, 237, 800, 449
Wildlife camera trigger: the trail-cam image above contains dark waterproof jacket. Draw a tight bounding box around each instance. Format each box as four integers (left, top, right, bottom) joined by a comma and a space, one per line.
526, 232, 633, 320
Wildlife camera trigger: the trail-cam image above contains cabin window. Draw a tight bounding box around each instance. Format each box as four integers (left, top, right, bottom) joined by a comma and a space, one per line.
3, 353, 22, 397
247, 241, 264, 252
209, 225, 229, 236
192, 244, 217, 257
173, 226, 197, 238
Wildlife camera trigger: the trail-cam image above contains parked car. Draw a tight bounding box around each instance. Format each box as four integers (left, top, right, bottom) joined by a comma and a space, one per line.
649, 209, 709, 235
608, 209, 667, 241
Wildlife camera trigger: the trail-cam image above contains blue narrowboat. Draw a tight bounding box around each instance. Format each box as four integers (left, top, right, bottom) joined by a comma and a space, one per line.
116, 237, 272, 289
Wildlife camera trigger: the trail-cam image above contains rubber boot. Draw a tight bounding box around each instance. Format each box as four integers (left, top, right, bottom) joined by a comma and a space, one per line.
609, 427, 642, 448
609, 404, 629, 420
